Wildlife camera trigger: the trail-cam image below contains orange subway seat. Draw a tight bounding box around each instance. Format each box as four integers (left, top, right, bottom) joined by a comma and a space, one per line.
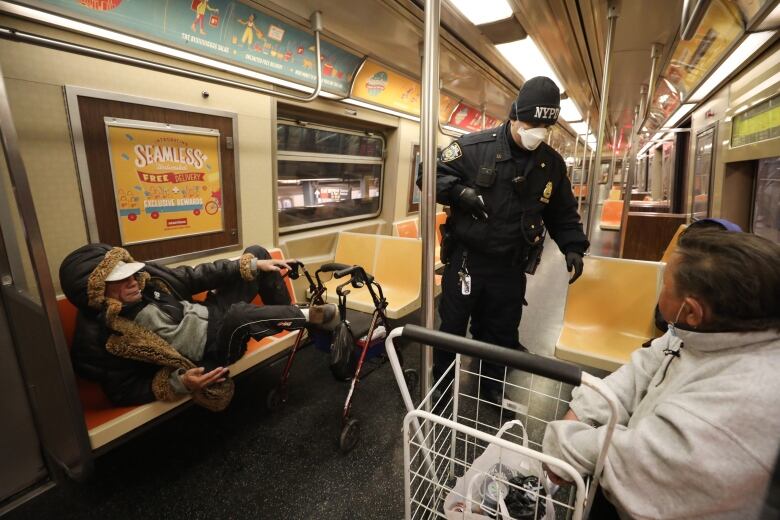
599, 199, 623, 230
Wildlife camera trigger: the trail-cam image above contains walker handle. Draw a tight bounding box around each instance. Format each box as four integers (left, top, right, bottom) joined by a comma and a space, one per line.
334, 265, 360, 279
320, 262, 351, 273
401, 324, 583, 386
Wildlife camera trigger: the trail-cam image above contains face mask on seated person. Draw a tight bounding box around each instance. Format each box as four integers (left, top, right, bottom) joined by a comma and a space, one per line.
516, 126, 548, 150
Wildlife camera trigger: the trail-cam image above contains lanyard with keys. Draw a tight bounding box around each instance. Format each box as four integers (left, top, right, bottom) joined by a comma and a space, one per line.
458, 251, 471, 295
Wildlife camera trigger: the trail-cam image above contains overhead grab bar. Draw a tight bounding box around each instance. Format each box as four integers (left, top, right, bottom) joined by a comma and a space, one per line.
0, 10, 325, 104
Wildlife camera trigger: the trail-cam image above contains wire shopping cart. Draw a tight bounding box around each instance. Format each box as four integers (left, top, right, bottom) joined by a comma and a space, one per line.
385, 325, 619, 520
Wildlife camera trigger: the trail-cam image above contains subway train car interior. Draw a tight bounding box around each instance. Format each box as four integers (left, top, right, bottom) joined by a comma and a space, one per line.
1, 0, 779, 518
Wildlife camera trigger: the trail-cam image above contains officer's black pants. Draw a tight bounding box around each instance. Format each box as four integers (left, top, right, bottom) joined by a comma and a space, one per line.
202, 245, 307, 367
436, 259, 526, 391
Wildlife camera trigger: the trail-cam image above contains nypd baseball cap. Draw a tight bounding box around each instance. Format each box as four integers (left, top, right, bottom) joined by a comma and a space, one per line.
105, 260, 145, 282
509, 76, 561, 126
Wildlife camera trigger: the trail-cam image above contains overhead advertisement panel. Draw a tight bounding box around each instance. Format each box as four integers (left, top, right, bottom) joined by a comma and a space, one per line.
439, 93, 460, 124
27, 0, 363, 97
351, 60, 422, 116
447, 102, 501, 133
645, 0, 743, 135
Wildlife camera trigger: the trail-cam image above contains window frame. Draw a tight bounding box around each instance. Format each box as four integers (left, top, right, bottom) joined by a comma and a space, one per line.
276, 120, 385, 234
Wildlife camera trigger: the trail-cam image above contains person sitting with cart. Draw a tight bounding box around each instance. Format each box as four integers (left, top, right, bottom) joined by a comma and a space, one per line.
543, 230, 780, 519
59, 243, 338, 411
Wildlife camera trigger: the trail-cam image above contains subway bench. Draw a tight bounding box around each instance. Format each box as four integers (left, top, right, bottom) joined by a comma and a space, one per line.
392, 211, 446, 270
323, 232, 437, 319
555, 256, 664, 372
58, 248, 299, 451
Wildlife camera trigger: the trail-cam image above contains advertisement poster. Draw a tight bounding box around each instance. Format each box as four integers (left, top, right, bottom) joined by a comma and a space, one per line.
352, 60, 421, 115
662, 0, 742, 98
106, 120, 224, 245
32, 0, 362, 96
447, 102, 502, 132
439, 94, 459, 124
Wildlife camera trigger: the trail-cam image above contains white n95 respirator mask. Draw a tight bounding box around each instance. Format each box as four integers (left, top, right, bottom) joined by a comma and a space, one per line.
516, 126, 548, 150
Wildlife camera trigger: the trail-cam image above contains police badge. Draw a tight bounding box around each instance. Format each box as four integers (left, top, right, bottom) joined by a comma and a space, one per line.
540, 181, 553, 203
440, 142, 462, 162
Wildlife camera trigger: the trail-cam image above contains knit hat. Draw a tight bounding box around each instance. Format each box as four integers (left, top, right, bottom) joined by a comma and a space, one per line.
509, 76, 561, 126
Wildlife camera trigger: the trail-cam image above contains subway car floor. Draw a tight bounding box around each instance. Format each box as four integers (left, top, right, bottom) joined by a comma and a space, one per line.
8, 243, 607, 520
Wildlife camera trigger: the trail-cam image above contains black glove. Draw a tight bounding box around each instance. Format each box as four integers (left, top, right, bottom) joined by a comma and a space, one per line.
457, 187, 488, 221
565, 252, 584, 284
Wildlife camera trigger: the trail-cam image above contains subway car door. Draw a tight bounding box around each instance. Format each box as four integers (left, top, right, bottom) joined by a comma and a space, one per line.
0, 64, 92, 511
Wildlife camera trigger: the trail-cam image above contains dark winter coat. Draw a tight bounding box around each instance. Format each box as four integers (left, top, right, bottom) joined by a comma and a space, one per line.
59, 244, 257, 409
429, 122, 588, 263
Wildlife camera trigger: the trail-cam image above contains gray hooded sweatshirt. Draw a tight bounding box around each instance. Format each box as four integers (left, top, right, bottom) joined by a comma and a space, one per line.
543, 327, 780, 519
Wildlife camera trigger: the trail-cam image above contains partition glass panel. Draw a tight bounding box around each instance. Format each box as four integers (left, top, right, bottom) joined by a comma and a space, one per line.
692, 126, 716, 217
753, 156, 780, 243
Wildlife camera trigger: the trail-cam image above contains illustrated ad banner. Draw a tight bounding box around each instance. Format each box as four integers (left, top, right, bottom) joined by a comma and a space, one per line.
448, 102, 501, 132
31, 0, 362, 96
351, 60, 421, 115
107, 122, 224, 245
439, 94, 459, 124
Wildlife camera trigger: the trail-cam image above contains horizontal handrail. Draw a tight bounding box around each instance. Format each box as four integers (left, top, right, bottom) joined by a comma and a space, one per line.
401, 324, 583, 386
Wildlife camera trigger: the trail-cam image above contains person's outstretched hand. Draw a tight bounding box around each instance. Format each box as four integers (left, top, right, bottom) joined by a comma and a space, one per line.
256, 259, 291, 272
565, 252, 584, 284
182, 366, 228, 391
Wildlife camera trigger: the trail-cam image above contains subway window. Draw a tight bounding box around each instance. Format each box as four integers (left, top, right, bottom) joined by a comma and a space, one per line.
276, 121, 384, 232
752, 156, 780, 244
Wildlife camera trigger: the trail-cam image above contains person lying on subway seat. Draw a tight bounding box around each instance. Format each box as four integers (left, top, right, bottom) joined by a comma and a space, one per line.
59, 244, 337, 411
417, 76, 588, 402
543, 230, 780, 519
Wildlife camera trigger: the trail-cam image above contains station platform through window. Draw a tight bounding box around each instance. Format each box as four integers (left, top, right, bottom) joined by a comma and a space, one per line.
277, 121, 385, 232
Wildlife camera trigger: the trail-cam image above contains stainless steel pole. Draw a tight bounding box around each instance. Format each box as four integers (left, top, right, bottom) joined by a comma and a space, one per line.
585, 1, 619, 240
619, 105, 641, 255
419, 0, 440, 401
577, 112, 590, 214
607, 124, 618, 188
571, 129, 580, 188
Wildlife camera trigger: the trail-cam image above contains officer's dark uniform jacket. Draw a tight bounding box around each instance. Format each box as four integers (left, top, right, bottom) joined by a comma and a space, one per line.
435, 122, 588, 267
60, 243, 265, 410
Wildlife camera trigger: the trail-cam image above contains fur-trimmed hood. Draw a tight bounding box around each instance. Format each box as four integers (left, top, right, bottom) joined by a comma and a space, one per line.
59, 243, 148, 312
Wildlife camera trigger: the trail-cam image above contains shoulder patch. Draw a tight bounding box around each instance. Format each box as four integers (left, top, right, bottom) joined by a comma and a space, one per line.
440, 142, 462, 162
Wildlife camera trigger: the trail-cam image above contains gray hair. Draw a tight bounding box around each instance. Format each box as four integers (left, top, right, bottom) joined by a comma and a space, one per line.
674, 230, 780, 332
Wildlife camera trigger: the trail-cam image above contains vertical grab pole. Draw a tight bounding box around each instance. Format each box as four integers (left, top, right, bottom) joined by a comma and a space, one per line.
619, 105, 642, 256
571, 127, 580, 185
607, 124, 618, 188
419, 0, 441, 402
585, 1, 619, 240
577, 112, 590, 214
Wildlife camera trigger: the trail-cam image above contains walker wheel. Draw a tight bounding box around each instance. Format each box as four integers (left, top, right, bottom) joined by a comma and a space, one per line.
339, 418, 360, 453
265, 386, 287, 412
403, 368, 419, 392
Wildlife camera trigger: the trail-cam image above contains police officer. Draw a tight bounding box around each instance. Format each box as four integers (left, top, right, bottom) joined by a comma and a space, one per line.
429, 76, 589, 401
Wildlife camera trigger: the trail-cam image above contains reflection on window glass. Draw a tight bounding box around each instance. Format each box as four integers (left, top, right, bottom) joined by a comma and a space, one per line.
692, 128, 715, 216
753, 156, 780, 244
277, 124, 383, 157
408, 145, 421, 213
277, 122, 384, 231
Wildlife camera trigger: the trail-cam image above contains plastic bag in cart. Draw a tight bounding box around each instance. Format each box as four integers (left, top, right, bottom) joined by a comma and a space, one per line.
329, 321, 356, 381
443, 420, 556, 520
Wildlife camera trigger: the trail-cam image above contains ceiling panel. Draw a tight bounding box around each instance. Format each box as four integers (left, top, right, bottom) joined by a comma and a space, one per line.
253, 0, 685, 155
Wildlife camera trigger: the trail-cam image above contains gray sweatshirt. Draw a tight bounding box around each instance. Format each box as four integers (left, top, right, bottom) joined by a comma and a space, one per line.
134, 301, 209, 395
543, 327, 780, 519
